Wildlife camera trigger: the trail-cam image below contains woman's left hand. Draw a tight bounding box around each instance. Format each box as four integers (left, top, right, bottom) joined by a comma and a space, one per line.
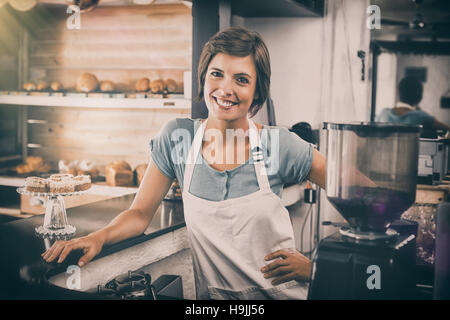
261, 249, 312, 285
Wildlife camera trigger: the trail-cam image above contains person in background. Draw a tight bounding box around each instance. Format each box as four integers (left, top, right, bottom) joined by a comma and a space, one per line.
376, 76, 449, 137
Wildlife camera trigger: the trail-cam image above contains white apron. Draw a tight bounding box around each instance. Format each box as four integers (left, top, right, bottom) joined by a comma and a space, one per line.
182, 118, 308, 300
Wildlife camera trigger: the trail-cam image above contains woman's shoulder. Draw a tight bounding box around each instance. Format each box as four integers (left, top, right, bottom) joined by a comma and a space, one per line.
260, 124, 301, 140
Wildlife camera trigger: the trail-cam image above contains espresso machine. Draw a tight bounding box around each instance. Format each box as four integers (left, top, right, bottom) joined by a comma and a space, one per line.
308, 122, 421, 300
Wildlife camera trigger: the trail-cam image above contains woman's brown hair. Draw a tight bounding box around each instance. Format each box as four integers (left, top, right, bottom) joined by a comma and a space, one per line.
197, 26, 271, 118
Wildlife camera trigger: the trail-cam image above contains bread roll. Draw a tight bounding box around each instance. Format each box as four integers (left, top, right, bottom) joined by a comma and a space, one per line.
77, 159, 99, 180
150, 79, 164, 94
105, 161, 133, 186
23, 82, 36, 91
36, 81, 48, 91
136, 78, 150, 92
134, 163, 148, 187
76, 72, 99, 93
50, 81, 63, 91
100, 80, 115, 92
164, 79, 177, 93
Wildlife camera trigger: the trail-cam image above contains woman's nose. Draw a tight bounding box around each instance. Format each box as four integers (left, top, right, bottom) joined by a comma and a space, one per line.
216, 78, 234, 96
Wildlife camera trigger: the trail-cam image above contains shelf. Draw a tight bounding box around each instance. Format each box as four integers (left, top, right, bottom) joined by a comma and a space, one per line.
29, 65, 190, 71
0, 94, 191, 110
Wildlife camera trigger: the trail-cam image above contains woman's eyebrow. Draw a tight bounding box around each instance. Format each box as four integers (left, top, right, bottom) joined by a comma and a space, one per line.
235, 73, 252, 79
209, 67, 252, 79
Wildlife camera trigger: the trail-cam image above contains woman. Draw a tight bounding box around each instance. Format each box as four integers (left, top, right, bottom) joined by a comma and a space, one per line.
42, 26, 326, 300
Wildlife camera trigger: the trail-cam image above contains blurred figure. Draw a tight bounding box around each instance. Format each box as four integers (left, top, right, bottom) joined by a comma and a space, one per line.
290, 122, 315, 145
376, 76, 449, 138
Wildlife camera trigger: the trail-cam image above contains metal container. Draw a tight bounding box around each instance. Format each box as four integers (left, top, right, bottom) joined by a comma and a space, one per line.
324, 122, 421, 233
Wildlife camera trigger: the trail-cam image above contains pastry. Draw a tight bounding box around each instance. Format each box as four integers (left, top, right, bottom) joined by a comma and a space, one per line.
23, 82, 36, 91
36, 81, 49, 91
16, 156, 49, 174
77, 160, 99, 180
106, 161, 133, 186
25, 177, 49, 193
136, 78, 150, 92
50, 81, 63, 91
49, 173, 74, 181
58, 159, 78, 176
48, 179, 75, 193
76, 72, 99, 92
164, 79, 178, 93
100, 80, 115, 92
150, 79, 164, 94
73, 175, 91, 191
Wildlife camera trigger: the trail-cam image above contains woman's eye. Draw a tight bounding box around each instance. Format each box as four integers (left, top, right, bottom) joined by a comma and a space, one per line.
236, 77, 249, 84
211, 71, 222, 77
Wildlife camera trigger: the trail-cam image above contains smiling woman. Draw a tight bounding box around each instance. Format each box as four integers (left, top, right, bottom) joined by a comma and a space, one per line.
43, 26, 327, 301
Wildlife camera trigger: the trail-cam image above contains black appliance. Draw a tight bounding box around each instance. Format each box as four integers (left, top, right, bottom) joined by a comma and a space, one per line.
309, 122, 421, 300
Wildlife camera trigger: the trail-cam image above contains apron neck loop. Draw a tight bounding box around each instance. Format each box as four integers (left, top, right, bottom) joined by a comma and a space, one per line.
183, 118, 271, 194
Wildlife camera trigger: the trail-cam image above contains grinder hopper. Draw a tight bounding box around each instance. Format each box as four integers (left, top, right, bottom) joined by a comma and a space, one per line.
323, 122, 421, 238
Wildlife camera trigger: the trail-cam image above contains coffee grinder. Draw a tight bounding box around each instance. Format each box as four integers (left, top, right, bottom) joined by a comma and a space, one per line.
308, 123, 421, 300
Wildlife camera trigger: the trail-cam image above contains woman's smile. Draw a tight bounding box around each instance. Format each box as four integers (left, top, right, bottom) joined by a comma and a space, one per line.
212, 96, 239, 110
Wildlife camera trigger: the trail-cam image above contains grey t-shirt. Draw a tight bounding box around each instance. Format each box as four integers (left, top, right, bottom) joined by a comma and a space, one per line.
149, 118, 313, 201
376, 108, 435, 130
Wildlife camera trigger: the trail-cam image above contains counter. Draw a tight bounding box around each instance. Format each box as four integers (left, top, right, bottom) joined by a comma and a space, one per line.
0, 193, 190, 299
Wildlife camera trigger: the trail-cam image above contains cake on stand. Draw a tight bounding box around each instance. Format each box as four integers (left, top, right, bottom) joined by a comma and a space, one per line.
17, 187, 85, 240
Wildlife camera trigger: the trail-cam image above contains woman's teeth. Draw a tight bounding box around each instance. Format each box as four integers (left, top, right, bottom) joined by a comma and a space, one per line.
215, 97, 238, 108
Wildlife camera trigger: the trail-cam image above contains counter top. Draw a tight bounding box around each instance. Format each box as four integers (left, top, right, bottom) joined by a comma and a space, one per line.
0, 193, 185, 299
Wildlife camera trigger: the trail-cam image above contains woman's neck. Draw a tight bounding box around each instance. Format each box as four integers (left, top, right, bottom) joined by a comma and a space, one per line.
205, 116, 250, 136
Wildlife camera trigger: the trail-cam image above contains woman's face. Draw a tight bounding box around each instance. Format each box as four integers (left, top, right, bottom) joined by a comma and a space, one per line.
204, 53, 258, 123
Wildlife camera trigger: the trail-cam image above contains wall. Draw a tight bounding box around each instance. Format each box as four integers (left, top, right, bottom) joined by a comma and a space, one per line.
396, 54, 450, 124
237, 0, 372, 130
234, 0, 372, 243
374, 52, 397, 114
28, 4, 191, 92
0, 6, 20, 90
2, 3, 192, 172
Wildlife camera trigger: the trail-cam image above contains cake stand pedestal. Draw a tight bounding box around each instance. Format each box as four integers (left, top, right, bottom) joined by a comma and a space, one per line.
17, 187, 84, 241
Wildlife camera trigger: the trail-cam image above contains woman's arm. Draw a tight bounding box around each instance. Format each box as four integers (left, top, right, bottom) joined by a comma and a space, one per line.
98, 159, 174, 245
307, 149, 326, 190
42, 160, 173, 267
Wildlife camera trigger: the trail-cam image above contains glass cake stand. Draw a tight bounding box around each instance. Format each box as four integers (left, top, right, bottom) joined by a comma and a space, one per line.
17, 187, 84, 240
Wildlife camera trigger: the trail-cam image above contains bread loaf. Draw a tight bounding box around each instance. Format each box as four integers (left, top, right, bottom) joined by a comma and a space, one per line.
36, 81, 49, 91
100, 80, 115, 92
150, 79, 164, 94
76, 72, 99, 92
23, 82, 36, 91
50, 81, 63, 91
134, 163, 148, 186
105, 161, 133, 186
136, 78, 150, 92
164, 79, 177, 93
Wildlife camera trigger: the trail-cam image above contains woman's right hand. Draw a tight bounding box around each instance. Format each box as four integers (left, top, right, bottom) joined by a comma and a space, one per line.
41, 231, 105, 267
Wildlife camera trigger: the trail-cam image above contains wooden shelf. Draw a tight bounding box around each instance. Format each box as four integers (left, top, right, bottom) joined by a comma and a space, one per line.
0, 94, 191, 110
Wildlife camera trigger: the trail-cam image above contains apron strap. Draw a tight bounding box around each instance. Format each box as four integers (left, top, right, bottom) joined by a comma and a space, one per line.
248, 118, 271, 192
183, 118, 271, 194
183, 119, 206, 193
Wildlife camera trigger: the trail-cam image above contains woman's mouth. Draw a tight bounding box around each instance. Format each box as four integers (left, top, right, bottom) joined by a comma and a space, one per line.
213, 96, 239, 110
